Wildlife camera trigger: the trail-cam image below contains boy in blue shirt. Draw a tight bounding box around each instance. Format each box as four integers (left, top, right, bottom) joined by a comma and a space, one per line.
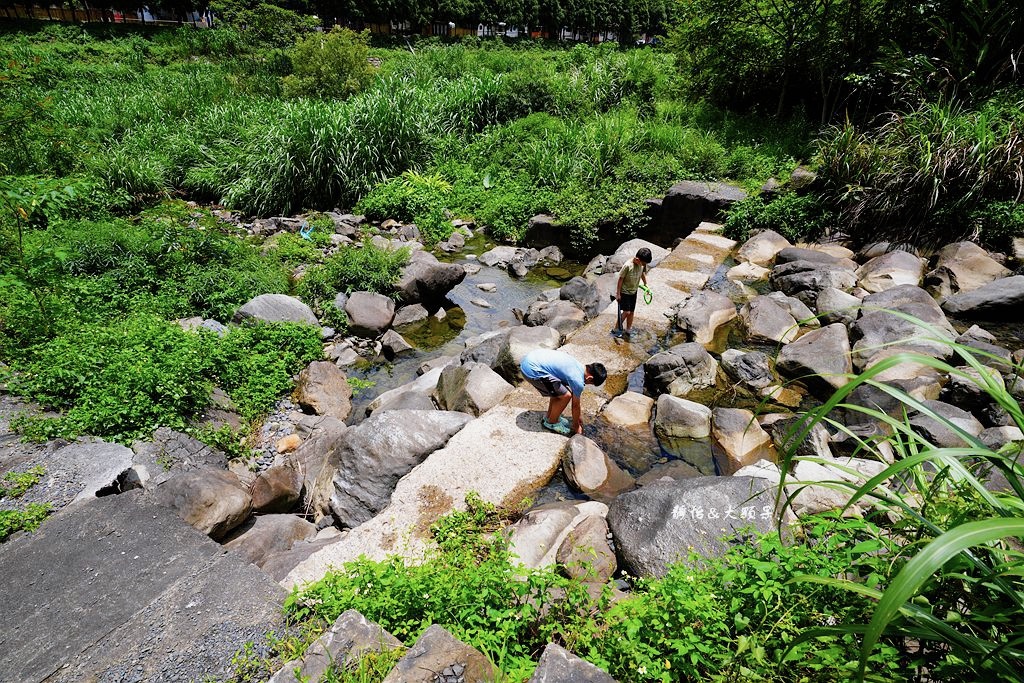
520, 349, 607, 436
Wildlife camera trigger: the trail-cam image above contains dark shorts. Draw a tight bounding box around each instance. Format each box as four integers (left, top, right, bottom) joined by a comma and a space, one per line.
524, 374, 570, 398
619, 291, 638, 313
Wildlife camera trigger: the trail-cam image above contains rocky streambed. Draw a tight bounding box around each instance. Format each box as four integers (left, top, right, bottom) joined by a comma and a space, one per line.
4, 189, 1024, 681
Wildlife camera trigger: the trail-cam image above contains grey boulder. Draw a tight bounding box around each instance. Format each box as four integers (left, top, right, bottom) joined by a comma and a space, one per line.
776, 323, 853, 395
224, 514, 317, 569
942, 275, 1024, 320
528, 643, 617, 683
395, 250, 467, 305
607, 476, 777, 578
329, 410, 472, 527
643, 342, 719, 397
671, 291, 737, 346
294, 361, 353, 421
269, 610, 402, 683
148, 467, 252, 540
433, 362, 514, 416
344, 291, 396, 338
234, 293, 318, 326
562, 435, 635, 501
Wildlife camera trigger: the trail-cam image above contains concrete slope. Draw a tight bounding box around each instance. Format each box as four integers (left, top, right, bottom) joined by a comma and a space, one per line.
0, 491, 287, 683
283, 224, 736, 590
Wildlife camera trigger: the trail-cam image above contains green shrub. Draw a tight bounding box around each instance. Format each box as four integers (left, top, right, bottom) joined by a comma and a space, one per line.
815, 96, 1024, 249
972, 199, 1024, 253
282, 28, 376, 99
7, 315, 322, 442
298, 239, 410, 316
10, 314, 214, 442
723, 192, 836, 244
281, 496, 895, 682
0, 503, 52, 542
0, 465, 45, 499
206, 321, 324, 421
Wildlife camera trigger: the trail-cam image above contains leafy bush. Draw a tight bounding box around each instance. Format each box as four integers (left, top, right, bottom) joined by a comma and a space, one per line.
356, 171, 454, 244
281, 495, 894, 682
815, 96, 1024, 249
0, 503, 52, 542
972, 199, 1024, 253
283, 28, 376, 99
8, 315, 322, 442
583, 517, 901, 681
724, 192, 836, 244
206, 321, 324, 420
297, 240, 410, 316
10, 314, 215, 442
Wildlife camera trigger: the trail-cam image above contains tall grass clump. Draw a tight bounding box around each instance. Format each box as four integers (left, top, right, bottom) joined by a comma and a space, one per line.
816, 95, 1024, 249
779, 328, 1024, 680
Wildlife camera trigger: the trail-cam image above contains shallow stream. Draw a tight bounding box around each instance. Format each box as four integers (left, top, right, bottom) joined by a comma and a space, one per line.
344, 237, 774, 504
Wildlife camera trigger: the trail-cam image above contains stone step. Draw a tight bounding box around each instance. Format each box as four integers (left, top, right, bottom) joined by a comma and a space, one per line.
282, 225, 736, 590
0, 491, 287, 683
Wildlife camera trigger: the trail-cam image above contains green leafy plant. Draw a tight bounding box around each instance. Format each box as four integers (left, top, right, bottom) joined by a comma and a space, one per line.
724, 192, 836, 244
0, 502, 52, 542
0, 465, 46, 499
282, 28, 376, 100
297, 240, 410, 315
779, 326, 1024, 681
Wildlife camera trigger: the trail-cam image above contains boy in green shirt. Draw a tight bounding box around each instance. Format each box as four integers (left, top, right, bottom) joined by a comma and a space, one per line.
614, 247, 652, 338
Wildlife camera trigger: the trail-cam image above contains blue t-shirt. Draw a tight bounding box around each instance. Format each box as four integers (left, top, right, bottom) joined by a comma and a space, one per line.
520, 349, 586, 396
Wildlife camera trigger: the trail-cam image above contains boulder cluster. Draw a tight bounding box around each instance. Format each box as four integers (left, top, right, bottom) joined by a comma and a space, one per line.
7, 195, 1024, 682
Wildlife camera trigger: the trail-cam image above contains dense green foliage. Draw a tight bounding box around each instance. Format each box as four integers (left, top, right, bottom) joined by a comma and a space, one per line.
0, 24, 806, 248
282, 27, 376, 99
0, 188, 407, 443
279, 495, 899, 682
723, 192, 836, 245
816, 97, 1024, 249
8, 315, 323, 442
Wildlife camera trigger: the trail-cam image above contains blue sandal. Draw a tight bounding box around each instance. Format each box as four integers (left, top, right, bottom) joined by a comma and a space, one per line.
541, 417, 572, 436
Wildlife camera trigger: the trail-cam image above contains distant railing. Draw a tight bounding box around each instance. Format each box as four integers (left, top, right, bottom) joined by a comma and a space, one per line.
0, 5, 208, 26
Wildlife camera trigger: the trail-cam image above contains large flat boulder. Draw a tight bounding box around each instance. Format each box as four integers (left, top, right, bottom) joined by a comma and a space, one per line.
329, 410, 472, 528
607, 477, 777, 578
941, 275, 1024, 320
660, 180, 748, 231
0, 492, 287, 683
852, 285, 955, 369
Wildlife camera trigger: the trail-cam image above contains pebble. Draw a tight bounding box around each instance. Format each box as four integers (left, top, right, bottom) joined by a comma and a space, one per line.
476, 283, 497, 292
470, 299, 492, 309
